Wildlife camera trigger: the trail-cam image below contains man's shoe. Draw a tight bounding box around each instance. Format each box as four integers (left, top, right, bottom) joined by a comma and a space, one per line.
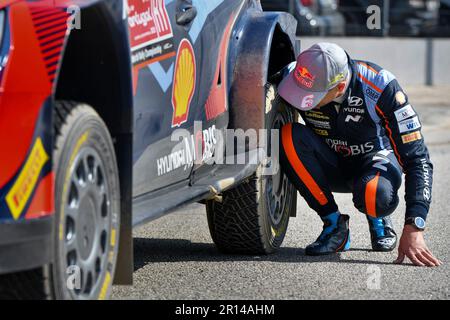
305, 213, 351, 256
367, 215, 397, 252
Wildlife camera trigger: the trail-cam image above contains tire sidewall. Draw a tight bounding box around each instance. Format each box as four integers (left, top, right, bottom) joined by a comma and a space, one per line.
259, 84, 296, 252
52, 105, 120, 300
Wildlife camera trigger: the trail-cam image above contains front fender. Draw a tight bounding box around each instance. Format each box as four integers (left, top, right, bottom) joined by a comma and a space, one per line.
228, 9, 298, 135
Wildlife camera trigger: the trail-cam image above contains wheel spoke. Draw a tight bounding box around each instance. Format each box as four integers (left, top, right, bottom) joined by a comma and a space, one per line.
66, 234, 78, 253
71, 173, 86, 200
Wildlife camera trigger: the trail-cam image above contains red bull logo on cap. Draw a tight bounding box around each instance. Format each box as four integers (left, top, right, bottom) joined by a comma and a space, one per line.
294, 66, 315, 89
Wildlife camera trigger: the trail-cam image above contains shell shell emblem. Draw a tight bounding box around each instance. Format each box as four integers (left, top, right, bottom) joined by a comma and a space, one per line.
171, 39, 196, 127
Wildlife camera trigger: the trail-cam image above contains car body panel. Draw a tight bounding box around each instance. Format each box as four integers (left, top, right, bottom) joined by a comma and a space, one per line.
0, 0, 297, 279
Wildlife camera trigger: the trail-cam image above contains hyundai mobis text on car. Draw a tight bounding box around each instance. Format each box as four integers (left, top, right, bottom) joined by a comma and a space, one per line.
0, 0, 298, 299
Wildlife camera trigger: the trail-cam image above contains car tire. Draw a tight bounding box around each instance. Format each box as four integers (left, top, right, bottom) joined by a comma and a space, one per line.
206, 84, 297, 254
0, 101, 121, 300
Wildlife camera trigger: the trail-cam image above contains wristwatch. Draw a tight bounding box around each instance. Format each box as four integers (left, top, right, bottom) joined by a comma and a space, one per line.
405, 217, 426, 231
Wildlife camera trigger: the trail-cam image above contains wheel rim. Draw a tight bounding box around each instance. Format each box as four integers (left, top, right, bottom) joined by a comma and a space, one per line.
266, 112, 292, 226
64, 146, 111, 299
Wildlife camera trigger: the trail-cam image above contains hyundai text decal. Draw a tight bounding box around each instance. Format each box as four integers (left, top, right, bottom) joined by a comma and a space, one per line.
157, 125, 218, 176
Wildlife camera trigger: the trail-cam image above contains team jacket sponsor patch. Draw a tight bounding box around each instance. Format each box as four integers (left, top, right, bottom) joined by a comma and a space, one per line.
304, 111, 329, 120
313, 128, 329, 136
398, 116, 421, 133
304, 118, 331, 129
401, 131, 422, 144
395, 91, 407, 105
394, 104, 416, 122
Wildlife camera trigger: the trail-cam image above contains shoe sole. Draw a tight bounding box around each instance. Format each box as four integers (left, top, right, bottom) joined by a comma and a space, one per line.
371, 245, 396, 252
305, 230, 351, 256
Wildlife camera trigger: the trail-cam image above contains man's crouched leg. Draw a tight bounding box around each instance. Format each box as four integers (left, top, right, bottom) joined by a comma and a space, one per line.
279, 123, 352, 255
352, 150, 403, 251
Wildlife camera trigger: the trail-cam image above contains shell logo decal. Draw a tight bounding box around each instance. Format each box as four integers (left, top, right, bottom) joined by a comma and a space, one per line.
171, 39, 196, 127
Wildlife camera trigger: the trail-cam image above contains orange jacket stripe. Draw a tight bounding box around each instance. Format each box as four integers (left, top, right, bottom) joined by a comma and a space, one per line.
357, 72, 382, 93
357, 62, 379, 75
365, 172, 381, 217
281, 124, 328, 206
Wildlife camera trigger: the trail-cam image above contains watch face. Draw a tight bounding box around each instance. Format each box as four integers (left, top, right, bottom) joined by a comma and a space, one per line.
415, 217, 426, 229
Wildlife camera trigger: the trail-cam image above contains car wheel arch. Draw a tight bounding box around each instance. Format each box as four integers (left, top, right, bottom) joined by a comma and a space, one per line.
227, 10, 299, 134
53, 1, 134, 285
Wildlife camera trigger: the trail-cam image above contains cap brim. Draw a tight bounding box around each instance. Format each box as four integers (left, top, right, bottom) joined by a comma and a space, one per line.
278, 72, 326, 111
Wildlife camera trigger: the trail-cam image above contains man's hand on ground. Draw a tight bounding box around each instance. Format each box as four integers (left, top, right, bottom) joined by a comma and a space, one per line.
394, 225, 442, 267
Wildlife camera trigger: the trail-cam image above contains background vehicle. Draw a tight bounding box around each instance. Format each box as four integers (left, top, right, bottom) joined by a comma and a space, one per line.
437, 0, 450, 36
339, 0, 440, 36
0, 0, 298, 299
261, 0, 346, 36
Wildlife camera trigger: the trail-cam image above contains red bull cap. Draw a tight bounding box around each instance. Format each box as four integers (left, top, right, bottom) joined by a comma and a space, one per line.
278, 42, 349, 111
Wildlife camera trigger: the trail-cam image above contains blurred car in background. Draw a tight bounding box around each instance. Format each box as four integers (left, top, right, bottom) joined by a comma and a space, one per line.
437, 0, 450, 36
261, 0, 346, 36
339, 0, 440, 36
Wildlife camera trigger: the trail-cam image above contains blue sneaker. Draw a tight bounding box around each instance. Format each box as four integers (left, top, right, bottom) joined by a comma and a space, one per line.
366, 215, 397, 252
305, 213, 351, 256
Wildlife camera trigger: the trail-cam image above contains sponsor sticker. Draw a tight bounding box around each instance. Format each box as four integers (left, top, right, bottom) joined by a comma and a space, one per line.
305, 118, 331, 129
347, 96, 364, 107
395, 91, 407, 105
398, 116, 421, 133
394, 104, 416, 122
171, 39, 196, 127
401, 131, 422, 144
6, 138, 49, 220
157, 125, 218, 176
365, 87, 380, 101
295, 66, 316, 89
300, 94, 314, 110
329, 72, 345, 87
128, 0, 175, 66
304, 111, 329, 120
345, 115, 363, 123
326, 139, 374, 157
343, 107, 365, 114
313, 128, 329, 136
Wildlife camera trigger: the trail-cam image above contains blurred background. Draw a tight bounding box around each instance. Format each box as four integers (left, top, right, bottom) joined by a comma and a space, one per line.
260, 0, 450, 86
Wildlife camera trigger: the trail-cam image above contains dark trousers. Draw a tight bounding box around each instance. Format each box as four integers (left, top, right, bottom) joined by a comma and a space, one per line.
279, 123, 402, 218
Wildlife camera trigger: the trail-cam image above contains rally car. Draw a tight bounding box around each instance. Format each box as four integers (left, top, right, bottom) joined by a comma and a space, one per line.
0, 0, 298, 299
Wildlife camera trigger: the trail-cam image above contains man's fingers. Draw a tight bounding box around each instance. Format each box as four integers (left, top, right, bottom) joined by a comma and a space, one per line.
394, 251, 405, 264
406, 251, 426, 267
416, 252, 437, 267
423, 250, 442, 266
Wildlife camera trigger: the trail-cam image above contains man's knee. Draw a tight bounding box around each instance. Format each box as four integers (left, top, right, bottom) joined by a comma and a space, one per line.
353, 173, 400, 218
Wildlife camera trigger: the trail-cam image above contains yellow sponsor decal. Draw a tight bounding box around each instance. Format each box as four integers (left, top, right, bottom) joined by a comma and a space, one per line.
401, 131, 422, 144
98, 271, 111, 300
329, 72, 344, 86
305, 111, 329, 120
313, 128, 329, 136
171, 38, 196, 127
6, 138, 49, 220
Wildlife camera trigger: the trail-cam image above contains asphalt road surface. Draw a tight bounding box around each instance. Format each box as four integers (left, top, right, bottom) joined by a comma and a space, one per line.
112, 87, 450, 300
